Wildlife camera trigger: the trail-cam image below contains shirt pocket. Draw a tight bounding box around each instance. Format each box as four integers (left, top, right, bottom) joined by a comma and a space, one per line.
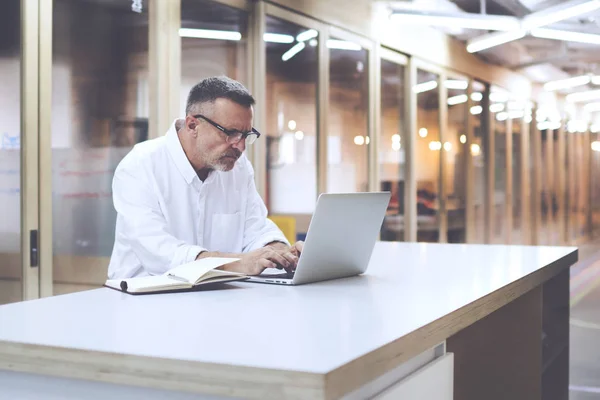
210, 212, 243, 253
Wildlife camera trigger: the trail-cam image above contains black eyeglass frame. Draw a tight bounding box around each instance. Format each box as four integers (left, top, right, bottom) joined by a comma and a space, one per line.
192, 114, 261, 144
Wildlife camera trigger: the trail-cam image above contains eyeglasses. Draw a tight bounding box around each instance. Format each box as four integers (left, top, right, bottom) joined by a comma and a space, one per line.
192, 114, 261, 145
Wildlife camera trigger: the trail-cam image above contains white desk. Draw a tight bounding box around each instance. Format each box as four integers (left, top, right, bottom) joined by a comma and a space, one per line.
0, 242, 577, 399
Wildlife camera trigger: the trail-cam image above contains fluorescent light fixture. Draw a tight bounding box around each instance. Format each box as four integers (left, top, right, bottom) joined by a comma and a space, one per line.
414, 80, 438, 94
522, 0, 600, 30
179, 28, 241, 41
467, 30, 526, 53
584, 102, 600, 112
444, 80, 468, 90
447, 94, 468, 106
490, 92, 509, 103
531, 28, 600, 45
263, 33, 294, 43
327, 39, 361, 51
471, 92, 483, 102
282, 42, 306, 61
509, 110, 525, 119
490, 103, 505, 113
496, 112, 509, 121
296, 29, 318, 42
470, 106, 483, 115
389, 11, 520, 31
544, 75, 591, 91
566, 89, 600, 103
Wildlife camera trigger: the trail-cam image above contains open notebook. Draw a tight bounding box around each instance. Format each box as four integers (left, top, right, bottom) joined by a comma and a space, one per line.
104, 257, 246, 294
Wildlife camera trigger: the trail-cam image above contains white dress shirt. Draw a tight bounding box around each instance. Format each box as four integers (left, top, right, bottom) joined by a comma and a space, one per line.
107, 121, 289, 279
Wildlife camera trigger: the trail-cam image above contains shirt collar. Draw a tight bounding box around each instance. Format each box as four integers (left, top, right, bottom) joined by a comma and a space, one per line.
165, 119, 197, 185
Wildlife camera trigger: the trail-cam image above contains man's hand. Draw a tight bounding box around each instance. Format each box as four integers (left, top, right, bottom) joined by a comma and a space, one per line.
221, 246, 295, 275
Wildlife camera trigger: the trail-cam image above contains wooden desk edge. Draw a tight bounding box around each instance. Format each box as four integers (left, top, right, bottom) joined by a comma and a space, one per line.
0, 248, 578, 400
324, 248, 578, 399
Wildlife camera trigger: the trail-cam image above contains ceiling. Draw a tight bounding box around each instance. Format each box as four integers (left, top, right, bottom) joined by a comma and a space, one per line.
388, 0, 600, 93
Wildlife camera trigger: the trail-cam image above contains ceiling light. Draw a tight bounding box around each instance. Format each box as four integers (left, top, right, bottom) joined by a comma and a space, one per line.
392, 134, 401, 143
263, 33, 294, 43
327, 39, 361, 51
392, 141, 401, 151
592, 140, 600, 150
309, 39, 318, 47
584, 102, 600, 112
509, 110, 525, 119
522, 0, 600, 30
354, 135, 365, 145
443, 142, 452, 152
282, 42, 306, 61
496, 112, 509, 121
444, 80, 468, 90
531, 28, 600, 45
591, 125, 600, 133
470, 105, 483, 115
471, 92, 483, 101
429, 141, 442, 151
296, 29, 318, 42
414, 80, 438, 93
389, 11, 520, 31
467, 30, 527, 53
288, 120, 297, 130
295, 131, 304, 140
179, 28, 241, 41
544, 75, 591, 91
460, 134, 467, 144
490, 92, 509, 103
470, 143, 481, 156
448, 94, 468, 106
490, 103, 505, 113
419, 128, 428, 138
566, 89, 600, 102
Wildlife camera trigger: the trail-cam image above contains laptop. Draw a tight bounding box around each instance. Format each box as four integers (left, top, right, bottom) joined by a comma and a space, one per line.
247, 192, 391, 286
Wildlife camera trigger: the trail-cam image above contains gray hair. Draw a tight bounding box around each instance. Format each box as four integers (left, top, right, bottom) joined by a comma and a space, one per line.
185, 76, 255, 116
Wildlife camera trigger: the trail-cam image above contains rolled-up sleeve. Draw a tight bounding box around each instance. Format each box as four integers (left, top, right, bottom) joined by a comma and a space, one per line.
241, 163, 289, 252
112, 160, 207, 275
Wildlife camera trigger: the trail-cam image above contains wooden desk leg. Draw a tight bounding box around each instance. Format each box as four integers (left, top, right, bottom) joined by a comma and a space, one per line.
446, 269, 570, 400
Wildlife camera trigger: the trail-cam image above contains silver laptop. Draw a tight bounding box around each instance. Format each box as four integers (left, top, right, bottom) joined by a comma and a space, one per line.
247, 192, 391, 285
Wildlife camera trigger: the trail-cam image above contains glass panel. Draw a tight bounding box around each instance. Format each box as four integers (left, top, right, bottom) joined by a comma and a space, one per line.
471, 81, 486, 243
0, 0, 21, 305
512, 117, 522, 244
568, 132, 576, 241
379, 56, 405, 242
592, 132, 600, 236
491, 86, 509, 244
180, 0, 248, 115
540, 128, 550, 244
445, 77, 468, 243
416, 69, 440, 243
265, 16, 317, 242
327, 37, 369, 193
551, 128, 560, 244
52, 0, 149, 295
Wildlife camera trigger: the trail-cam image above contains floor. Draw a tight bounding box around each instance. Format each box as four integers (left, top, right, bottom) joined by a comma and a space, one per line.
570, 238, 600, 399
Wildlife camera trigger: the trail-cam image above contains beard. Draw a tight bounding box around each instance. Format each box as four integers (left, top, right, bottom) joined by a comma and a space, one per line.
206, 149, 242, 172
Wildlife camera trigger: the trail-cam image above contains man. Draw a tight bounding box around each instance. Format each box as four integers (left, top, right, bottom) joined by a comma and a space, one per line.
108, 76, 303, 279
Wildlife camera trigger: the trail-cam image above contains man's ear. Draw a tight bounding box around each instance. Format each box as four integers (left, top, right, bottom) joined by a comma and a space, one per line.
185, 116, 198, 133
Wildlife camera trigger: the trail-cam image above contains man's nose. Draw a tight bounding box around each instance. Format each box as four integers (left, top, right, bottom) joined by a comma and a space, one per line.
232, 138, 246, 152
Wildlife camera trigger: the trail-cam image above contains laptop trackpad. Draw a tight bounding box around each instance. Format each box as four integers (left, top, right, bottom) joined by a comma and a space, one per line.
258, 269, 294, 279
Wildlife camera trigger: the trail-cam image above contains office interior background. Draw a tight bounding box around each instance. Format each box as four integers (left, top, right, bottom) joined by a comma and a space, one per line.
1, 0, 600, 309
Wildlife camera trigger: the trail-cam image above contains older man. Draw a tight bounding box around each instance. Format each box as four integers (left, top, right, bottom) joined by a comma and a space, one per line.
108, 76, 302, 279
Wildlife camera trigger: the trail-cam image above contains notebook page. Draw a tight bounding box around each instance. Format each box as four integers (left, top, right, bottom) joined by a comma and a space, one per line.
166, 257, 241, 283
105, 275, 186, 293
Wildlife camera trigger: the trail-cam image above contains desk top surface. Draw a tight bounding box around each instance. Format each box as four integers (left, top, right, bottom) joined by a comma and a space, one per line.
0, 242, 577, 398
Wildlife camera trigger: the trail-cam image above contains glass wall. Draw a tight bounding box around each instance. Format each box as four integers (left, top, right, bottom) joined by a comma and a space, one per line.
540, 128, 550, 245
415, 69, 440, 242
264, 15, 318, 233
512, 116, 522, 243
592, 132, 600, 236
180, 0, 248, 115
0, 0, 21, 305
379, 54, 406, 241
491, 86, 509, 244
327, 37, 369, 193
445, 76, 468, 243
471, 81, 486, 243
51, 0, 150, 295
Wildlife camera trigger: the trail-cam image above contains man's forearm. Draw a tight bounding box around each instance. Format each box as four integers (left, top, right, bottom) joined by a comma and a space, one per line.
196, 250, 243, 260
